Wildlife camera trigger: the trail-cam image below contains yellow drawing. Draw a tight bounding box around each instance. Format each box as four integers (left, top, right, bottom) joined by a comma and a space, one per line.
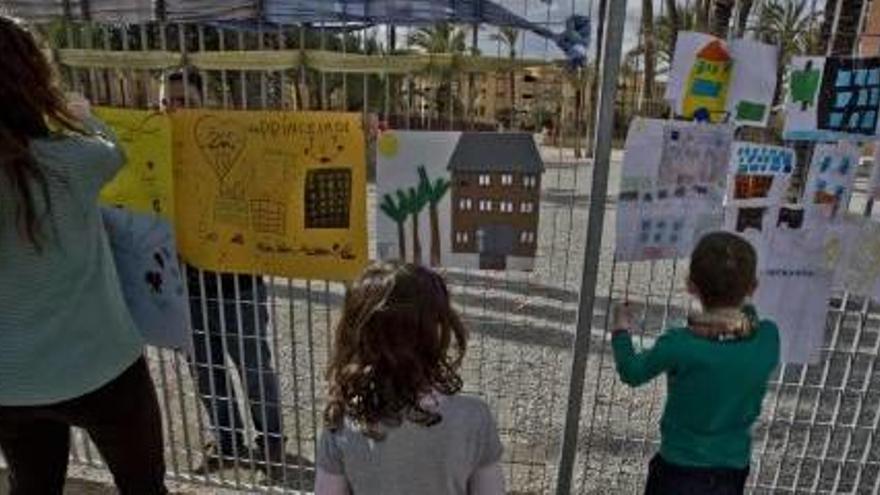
682, 40, 733, 123
171, 110, 368, 281
378, 131, 400, 158
96, 108, 174, 219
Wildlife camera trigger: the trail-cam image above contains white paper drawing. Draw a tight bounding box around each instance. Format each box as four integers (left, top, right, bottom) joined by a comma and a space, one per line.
102, 207, 192, 352
665, 32, 778, 127
723, 142, 796, 233
784, 56, 880, 141
821, 214, 880, 300
616, 118, 732, 262
803, 141, 860, 218
870, 145, 880, 201
727, 39, 779, 127
375, 131, 544, 271
753, 228, 831, 364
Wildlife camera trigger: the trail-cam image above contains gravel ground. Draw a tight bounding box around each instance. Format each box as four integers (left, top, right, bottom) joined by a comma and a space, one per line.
10, 146, 880, 494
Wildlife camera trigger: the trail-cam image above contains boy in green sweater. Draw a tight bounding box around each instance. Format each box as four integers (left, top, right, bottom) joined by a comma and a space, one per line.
612, 232, 780, 495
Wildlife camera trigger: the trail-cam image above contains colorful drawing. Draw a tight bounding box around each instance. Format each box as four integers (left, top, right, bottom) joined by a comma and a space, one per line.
376, 131, 543, 271
658, 124, 732, 187
785, 56, 880, 140
803, 142, 860, 218
724, 142, 796, 234
682, 40, 733, 123
616, 118, 732, 262
172, 110, 367, 280
666, 33, 778, 127
95, 108, 174, 219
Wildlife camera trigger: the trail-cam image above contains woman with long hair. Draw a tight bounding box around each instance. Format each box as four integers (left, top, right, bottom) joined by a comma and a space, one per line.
0, 16, 167, 494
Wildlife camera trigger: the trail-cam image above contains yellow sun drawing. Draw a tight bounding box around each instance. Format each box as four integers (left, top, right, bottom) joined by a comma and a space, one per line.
378, 132, 399, 158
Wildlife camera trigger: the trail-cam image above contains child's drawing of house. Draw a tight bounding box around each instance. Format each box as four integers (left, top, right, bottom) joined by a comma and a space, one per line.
683, 40, 733, 123
447, 133, 544, 270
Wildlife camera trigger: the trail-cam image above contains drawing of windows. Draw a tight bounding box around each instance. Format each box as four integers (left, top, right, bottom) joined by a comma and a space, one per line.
818, 57, 880, 136
305, 168, 351, 229
459, 198, 473, 211
478, 174, 492, 186
523, 175, 537, 188
250, 199, 287, 235
735, 207, 766, 233
521, 202, 534, 213
501, 174, 513, 186
734, 175, 774, 200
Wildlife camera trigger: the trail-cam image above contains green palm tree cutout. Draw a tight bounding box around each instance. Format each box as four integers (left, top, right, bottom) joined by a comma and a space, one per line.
418, 166, 451, 267
406, 182, 430, 265
380, 192, 409, 260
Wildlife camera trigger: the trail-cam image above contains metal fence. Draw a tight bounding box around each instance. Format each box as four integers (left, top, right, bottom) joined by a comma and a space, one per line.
9, 0, 880, 493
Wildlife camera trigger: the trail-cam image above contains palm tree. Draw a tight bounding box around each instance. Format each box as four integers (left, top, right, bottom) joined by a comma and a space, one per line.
490, 26, 520, 128
641, 0, 657, 103
751, 0, 823, 103
404, 184, 430, 265
417, 166, 451, 267
736, 0, 756, 37
655, 3, 699, 74
408, 23, 468, 123
710, 0, 736, 37
380, 192, 409, 260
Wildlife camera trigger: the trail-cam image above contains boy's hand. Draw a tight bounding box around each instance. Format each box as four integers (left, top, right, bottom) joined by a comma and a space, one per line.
612, 302, 636, 333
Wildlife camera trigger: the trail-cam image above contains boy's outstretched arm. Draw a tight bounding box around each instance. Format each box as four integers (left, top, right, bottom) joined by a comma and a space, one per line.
611, 303, 677, 387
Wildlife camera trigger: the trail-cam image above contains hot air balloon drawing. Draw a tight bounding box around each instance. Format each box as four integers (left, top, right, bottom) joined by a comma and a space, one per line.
194, 115, 249, 227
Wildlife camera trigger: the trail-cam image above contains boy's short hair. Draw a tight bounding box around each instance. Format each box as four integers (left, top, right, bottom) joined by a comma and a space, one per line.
689, 232, 757, 309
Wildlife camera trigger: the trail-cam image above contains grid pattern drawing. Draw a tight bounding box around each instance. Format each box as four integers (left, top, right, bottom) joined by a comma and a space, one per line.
735, 145, 795, 174
305, 168, 352, 229
818, 57, 880, 136
249, 199, 287, 235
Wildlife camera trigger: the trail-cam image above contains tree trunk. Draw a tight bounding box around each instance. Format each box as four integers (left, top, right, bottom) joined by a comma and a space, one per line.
411, 210, 422, 264
665, 0, 680, 57
396, 221, 406, 260
736, 0, 755, 37
710, 0, 736, 38
641, 0, 656, 104
695, 0, 711, 32
828, 0, 865, 55
574, 85, 584, 159
429, 204, 441, 266
509, 69, 516, 129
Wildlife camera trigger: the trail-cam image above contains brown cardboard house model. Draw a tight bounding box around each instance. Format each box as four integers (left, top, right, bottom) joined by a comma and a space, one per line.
447, 133, 544, 270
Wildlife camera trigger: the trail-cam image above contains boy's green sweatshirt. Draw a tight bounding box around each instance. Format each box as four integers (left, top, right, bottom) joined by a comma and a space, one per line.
612, 320, 779, 469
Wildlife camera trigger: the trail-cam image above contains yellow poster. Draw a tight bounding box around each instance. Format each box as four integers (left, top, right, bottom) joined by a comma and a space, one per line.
171, 110, 368, 281
96, 107, 174, 219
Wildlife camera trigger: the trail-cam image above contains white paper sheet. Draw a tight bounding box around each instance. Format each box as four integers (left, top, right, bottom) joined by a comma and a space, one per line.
803, 142, 860, 219
616, 118, 732, 262
666, 32, 778, 127
723, 142, 796, 234
753, 228, 831, 364
784, 56, 880, 141
102, 208, 192, 352
727, 40, 779, 127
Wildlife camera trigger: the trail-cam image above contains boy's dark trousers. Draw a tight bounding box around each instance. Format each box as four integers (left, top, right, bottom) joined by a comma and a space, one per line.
645, 454, 749, 495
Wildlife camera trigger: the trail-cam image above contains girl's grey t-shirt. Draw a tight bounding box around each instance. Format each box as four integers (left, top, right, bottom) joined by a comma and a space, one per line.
318, 394, 503, 495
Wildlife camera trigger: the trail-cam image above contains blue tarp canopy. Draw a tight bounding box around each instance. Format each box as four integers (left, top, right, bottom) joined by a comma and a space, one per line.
3, 0, 589, 65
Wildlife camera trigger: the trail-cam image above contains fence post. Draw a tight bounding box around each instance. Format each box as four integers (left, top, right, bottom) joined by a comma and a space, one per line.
554, 0, 629, 493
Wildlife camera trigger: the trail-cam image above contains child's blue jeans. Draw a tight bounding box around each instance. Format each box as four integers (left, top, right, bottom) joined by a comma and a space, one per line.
645, 454, 749, 495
